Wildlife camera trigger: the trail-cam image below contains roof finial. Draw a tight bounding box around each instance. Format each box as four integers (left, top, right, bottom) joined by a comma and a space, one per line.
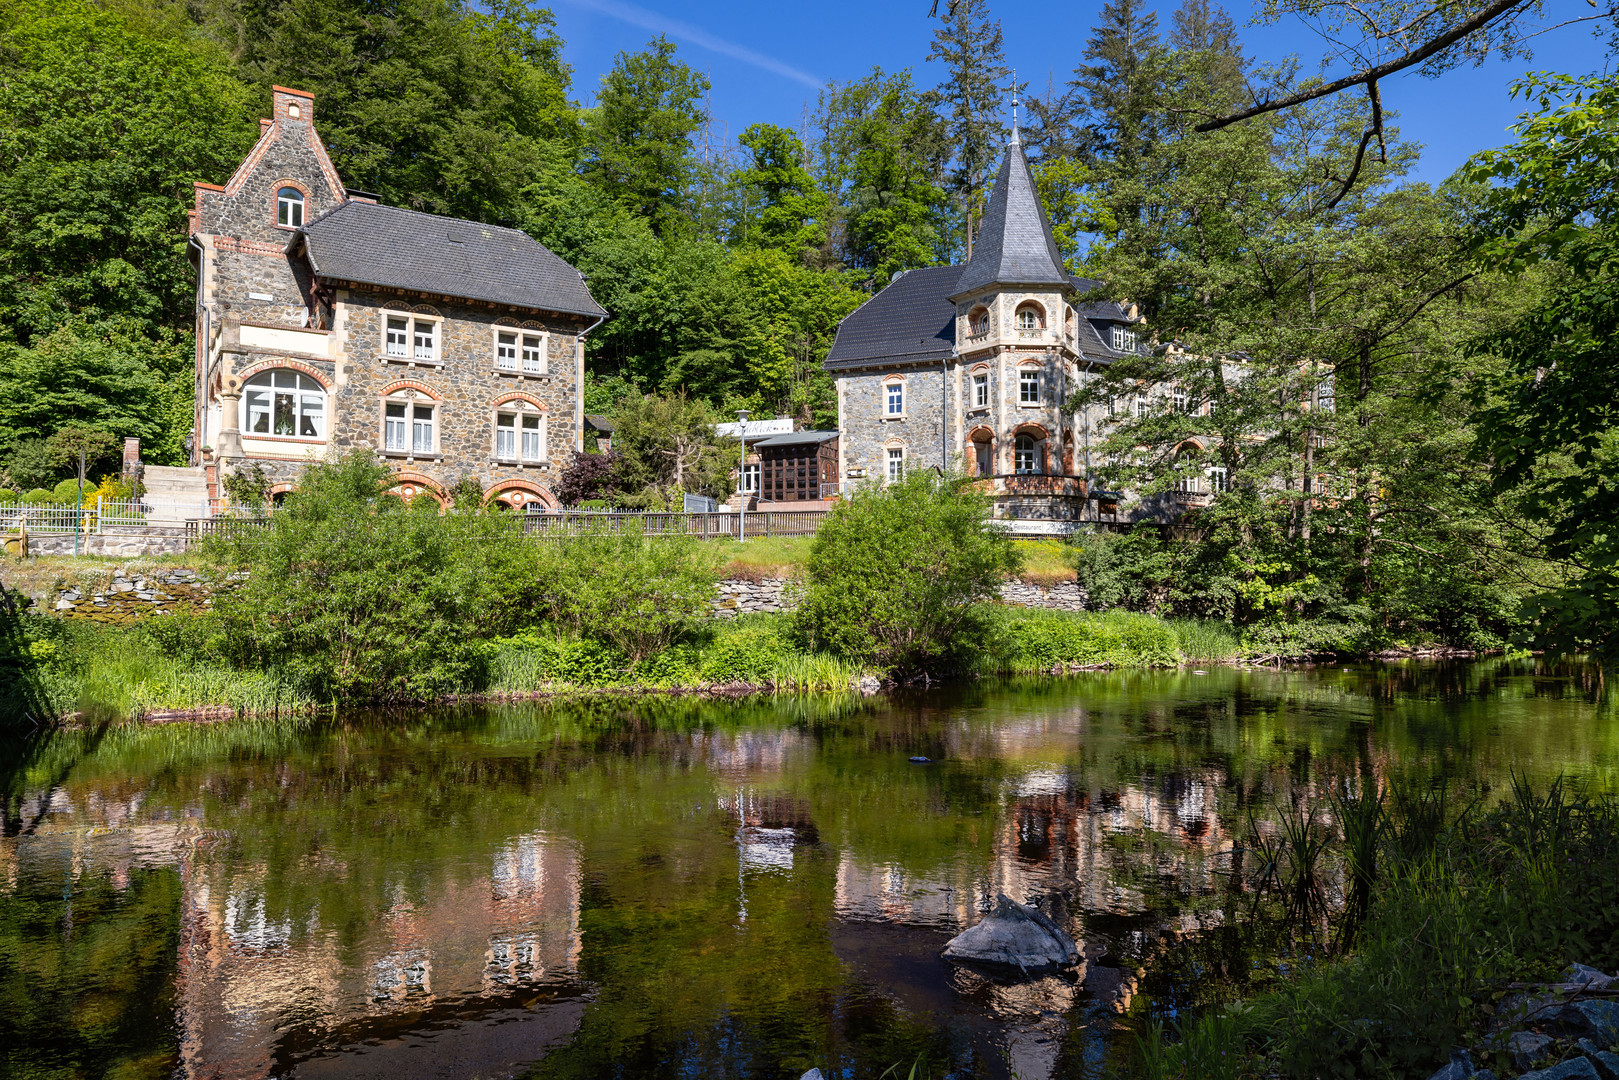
1010, 72, 1020, 145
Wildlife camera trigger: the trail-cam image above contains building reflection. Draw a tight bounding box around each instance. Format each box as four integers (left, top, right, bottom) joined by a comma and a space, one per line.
9, 803, 582, 1080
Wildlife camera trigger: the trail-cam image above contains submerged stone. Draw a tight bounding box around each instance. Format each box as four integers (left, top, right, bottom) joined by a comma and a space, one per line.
943, 894, 1079, 972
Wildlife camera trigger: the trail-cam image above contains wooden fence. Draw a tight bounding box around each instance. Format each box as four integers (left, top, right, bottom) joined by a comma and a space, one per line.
518, 509, 831, 539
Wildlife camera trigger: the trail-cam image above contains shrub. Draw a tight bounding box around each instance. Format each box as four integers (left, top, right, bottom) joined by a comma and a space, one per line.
21, 489, 52, 504
554, 450, 621, 506
791, 471, 1021, 671
200, 451, 545, 700
1067, 527, 1173, 611
220, 462, 272, 508
0, 489, 15, 503
699, 619, 791, 683
488, 630, 626, 689
541, 523, 722, 662
988, 609, 1183, 671
51, 478, 82, 504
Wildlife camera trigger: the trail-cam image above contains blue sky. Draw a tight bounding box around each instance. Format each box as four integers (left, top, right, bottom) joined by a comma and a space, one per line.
548, 0, 1614, 186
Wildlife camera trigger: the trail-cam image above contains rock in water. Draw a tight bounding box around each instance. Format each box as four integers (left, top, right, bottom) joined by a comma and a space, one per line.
943, 894, 1079, 971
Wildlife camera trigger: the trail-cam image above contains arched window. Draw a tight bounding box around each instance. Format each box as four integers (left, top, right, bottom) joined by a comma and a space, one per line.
1014, 434, 1039, 474
277, 187, 305, 228
1015, 302, 1045, 331
968, 306, 990, 335
243, 370, 325, 438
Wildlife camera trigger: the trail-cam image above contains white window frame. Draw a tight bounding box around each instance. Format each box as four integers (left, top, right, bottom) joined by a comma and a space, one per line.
1111, 325, 1137, 353
883, 379, 905, 418
495, 327, 549, 375
741, 462, 760, 493
382, 395, 437, 457
972, 373, 989, 408
1207, 466, 1230, 493
1015, 304, 1044, 331
886, 446, 905, 483
1014, 434, 1039, 475
276, 187, 305, 228
1173, 386, 1188, 413
1317, 382, 1335, 413
242, 369, 326, 440
495, 404, 547, 462
1018, 368, 1041, 406
382, 313, 442, 365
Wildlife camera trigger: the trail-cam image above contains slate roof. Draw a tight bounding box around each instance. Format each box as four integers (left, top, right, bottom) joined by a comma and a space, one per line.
754, 430, 839, 449
951, 130, 1071, 298
293, 200, 606, 318
824, 265, 962, 370
584, 414, 615, 434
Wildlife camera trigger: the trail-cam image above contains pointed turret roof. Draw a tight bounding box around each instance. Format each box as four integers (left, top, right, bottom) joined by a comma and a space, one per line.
950, 127, 1071, 300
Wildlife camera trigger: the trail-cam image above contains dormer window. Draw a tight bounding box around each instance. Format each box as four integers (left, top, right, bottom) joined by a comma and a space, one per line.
277, 187, 305, 228
1111, 324, 1138, 353
1015, 303, 1045, 331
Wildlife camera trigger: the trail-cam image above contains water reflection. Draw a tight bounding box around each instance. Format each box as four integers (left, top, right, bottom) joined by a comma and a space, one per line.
1, 660, 1614, 1079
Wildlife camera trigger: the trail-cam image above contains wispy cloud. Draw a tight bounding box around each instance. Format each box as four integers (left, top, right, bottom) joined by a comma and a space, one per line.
558, 0, 823, 88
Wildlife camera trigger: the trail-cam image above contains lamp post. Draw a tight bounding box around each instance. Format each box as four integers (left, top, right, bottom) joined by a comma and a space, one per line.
736, 409, 749, 542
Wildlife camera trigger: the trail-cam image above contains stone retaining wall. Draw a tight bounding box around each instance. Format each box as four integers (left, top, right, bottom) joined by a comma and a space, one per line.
997, 580, 1088, 611
712, 578, 1088, 617
50, 568, 209, 624
24, 532, 189, 557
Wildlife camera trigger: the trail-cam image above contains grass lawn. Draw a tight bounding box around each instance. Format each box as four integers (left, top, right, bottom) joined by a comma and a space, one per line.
710, 536, 1074, 584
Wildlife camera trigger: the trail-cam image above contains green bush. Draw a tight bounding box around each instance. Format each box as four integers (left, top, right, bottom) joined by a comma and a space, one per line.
199, 451, 546, 700
21, 489, 52, 504
488, 630, 626, 689
792, 471, 1021, 672
1068, 527, 1173, 612
699, 619, 791, 683
541, 524, 721, 662
51, 478, 82, 504
0, 489, 16, 503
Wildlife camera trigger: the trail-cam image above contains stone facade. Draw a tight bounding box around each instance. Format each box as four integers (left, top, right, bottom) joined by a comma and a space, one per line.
837, 367, 950, 482
190, 87, 599, 508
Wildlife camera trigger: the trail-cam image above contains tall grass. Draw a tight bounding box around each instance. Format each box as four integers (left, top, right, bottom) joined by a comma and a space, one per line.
1125, 777, 1619, 1080
1167, 618, 1244, 662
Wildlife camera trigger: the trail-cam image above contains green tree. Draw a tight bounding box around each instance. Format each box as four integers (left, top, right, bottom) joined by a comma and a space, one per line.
0, 325, 182, 466
1072, 0, 1162, 169
792, 471, 1022, 671
1464, 72, 1619, 666
584, 36, 709, 237
46, 425, 119, 497
925, 0, 1011, 260
734, 124, 829, 259
0, 0, 258, 343
730, 249, 864, 426
609, 392, 737, 503
816, 69, 951, 283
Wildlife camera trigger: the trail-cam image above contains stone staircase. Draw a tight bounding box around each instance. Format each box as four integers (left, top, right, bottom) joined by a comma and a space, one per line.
140, 465, 210, 525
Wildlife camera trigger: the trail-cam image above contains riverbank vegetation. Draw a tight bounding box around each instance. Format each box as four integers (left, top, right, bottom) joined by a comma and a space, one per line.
1125, 777, 1619, 1080
2, 459, 1253, 726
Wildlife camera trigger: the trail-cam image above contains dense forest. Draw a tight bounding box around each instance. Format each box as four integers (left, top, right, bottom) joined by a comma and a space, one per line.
1, 0, 1616, 657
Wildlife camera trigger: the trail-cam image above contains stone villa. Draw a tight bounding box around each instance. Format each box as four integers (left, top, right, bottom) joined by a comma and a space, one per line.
824, 122, 1143, 532
187, 86, 605, 507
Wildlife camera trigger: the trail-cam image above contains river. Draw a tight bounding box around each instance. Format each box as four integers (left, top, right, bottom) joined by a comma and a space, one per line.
1, 660, 1614, 1079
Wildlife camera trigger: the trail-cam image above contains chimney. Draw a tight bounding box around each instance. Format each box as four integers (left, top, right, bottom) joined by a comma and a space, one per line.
272, 86, 314, 125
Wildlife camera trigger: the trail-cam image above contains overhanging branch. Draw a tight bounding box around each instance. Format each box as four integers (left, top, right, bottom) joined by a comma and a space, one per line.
1195, 0, 1536, 132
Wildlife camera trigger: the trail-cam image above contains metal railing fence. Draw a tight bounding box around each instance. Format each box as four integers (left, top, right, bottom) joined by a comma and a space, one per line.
0, 497, 249, 535
519, 509, 831, 539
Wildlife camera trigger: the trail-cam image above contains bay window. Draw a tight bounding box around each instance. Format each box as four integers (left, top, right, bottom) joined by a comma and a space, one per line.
244, 370, 325, 439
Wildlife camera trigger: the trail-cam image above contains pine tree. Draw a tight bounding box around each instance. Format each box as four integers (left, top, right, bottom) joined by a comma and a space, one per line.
1071, 0, 1162, 169
925, 0, 1010, 260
